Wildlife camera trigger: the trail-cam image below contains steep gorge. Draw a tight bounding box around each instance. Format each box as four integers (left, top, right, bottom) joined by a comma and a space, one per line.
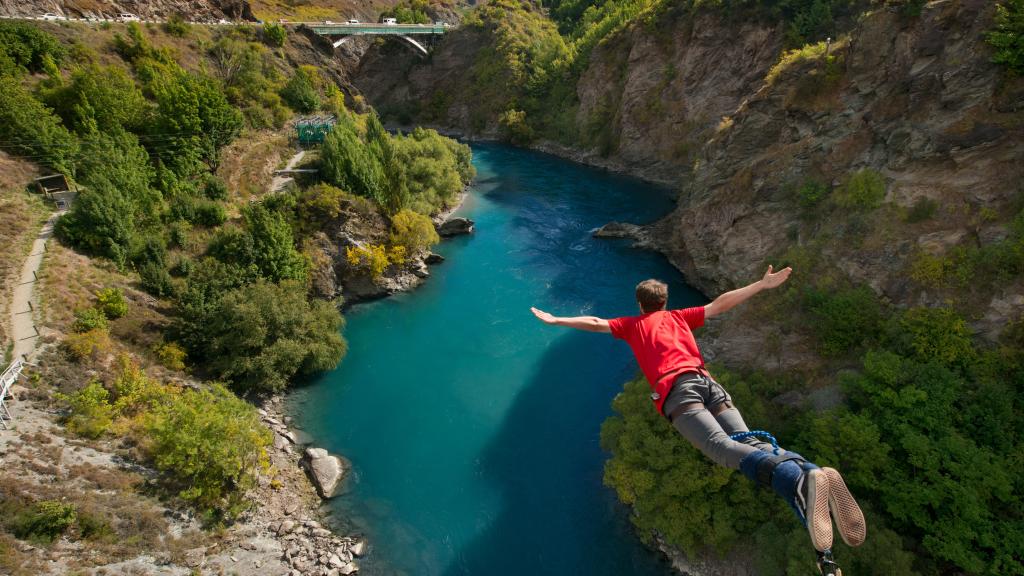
348, 1, 1024, 573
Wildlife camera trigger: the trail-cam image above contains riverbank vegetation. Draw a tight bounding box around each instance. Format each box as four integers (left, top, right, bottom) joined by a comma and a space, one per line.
0, 18, 471, 533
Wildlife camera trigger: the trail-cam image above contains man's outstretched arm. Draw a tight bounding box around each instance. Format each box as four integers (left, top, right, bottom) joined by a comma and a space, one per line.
530, 307, 611, 333
704, 265, 792, 319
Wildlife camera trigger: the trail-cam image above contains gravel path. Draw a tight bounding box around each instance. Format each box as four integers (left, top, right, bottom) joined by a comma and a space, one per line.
8, 212, 59, 362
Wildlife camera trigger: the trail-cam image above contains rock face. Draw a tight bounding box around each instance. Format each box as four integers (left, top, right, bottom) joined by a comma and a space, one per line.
649, 1, 1023, 301
302, 447, 345, 499
352, 11, 780, 186
436, 217, 474, 237
0, 0, 256, 20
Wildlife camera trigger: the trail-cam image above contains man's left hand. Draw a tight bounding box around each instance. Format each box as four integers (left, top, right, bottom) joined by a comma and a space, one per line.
761, 264, 792, 289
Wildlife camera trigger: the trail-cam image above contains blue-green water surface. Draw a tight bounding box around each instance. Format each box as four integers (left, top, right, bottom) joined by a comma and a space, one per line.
289, 143, 704, 576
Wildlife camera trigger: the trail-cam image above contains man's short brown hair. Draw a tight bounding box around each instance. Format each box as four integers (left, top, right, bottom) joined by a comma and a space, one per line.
636, 279, 668, 313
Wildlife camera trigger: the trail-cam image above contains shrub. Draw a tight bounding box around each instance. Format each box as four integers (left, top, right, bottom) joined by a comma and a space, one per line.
988, 0, 1024, 75
95, 288, 128, 319
346, 244, 391, 279
162, 14, 190, 37
72, 307, 109, 333
12, 500, 77, 543
904, 196, 938, 222
110, 357, 168, 417
796, 179, 829, 209
262, 22, 287, 47
143, 383, 272, 520
909, 251, 953, 288
203, 175, 229, 201
838, 169, 886, 209
154, 342, 187, 371
297, 184, 346, 230
62, 328, 112, 362
390, 209, 440, 254
61, 381, 114, 438
139, 262, 175, 298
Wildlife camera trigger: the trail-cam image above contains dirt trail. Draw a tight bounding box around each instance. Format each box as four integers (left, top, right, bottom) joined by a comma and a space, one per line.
8, 212, 59, 362
270, 149, 307, 193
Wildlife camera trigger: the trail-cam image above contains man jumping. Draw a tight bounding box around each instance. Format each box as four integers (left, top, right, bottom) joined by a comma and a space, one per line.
530, 266, 865, 569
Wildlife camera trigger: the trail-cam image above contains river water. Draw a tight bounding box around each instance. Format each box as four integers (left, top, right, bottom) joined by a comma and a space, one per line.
289, 143, 705, 575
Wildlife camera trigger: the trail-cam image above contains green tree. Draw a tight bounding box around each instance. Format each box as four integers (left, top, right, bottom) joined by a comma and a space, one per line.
42, 64, 149, 134
0, 76, 78, 173
137, 56, 243, 177
0, 21, 67, 73
280, 67, 320, 113
56, 131, 159, 262
199, 280, 347, 393
989, 0, 1024, 74
320, 119, 387, 202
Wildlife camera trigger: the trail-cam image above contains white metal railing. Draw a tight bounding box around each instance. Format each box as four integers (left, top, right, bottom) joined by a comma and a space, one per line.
0, 357, 25, 430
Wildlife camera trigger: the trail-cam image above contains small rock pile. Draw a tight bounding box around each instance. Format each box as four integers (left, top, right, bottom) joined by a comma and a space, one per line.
276, 518, 367, 576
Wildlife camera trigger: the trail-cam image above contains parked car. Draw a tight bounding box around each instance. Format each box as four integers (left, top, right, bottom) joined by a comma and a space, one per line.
346, 18, 360, 24
217, 18, 230, 24
382, 17, 397, 25
118, 13, 140, 22
40, 13, 65, 21
324, 19, 334, 24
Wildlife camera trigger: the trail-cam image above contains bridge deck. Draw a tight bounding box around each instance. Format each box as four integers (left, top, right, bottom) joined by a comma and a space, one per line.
309, 24, 446, 35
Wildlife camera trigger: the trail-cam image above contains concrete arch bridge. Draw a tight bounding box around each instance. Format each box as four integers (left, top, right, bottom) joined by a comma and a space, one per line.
308, 23, 448, 56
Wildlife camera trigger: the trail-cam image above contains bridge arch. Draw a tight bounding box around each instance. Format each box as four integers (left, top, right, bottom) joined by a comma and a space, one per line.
332, 34, 429, 56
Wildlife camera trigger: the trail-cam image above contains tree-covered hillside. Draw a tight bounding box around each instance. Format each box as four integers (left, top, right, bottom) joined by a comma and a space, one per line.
0, 17, 472, 554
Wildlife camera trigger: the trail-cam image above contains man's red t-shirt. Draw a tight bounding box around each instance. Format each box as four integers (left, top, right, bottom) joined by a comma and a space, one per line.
607, 306, 706, 415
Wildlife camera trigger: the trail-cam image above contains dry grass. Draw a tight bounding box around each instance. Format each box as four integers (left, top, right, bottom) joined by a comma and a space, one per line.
0, 469, 208, 571
217, 129, 292, 209
36, 243, 123, 334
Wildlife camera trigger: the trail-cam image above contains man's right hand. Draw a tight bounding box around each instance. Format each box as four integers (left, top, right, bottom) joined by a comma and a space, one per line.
530, 307, 559, 325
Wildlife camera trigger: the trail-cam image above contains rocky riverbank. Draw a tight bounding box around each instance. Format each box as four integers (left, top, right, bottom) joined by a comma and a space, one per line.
0, 341, 366, 576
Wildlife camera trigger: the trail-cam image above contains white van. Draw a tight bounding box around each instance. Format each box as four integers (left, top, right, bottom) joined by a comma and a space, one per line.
118, 13, 140, 22
382, 17, 397, 25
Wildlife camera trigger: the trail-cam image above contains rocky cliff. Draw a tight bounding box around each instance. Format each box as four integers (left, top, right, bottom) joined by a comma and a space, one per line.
353, 0, 1023, 363
0, 0, 256, 20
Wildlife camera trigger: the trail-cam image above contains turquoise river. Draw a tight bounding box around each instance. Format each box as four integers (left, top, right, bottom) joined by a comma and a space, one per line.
289, 142, 705, 575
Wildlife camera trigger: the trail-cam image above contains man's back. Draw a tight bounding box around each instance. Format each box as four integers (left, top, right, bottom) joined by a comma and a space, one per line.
608, 307, 706, 412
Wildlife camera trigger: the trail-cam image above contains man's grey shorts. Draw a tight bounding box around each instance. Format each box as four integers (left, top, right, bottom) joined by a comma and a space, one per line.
661, 371, 732, 420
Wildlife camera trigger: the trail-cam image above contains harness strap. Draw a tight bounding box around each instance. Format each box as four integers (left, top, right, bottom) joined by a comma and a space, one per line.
754, 452, 805, 488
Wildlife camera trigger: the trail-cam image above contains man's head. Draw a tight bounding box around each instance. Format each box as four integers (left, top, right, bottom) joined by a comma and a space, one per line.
635, 279, 668, 313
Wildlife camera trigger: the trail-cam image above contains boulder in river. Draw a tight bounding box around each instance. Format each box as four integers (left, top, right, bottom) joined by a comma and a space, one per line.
437, 217, 474, 237
425, 252, 445, 265
302, 447, 345, 499
593, 221, 643, 239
